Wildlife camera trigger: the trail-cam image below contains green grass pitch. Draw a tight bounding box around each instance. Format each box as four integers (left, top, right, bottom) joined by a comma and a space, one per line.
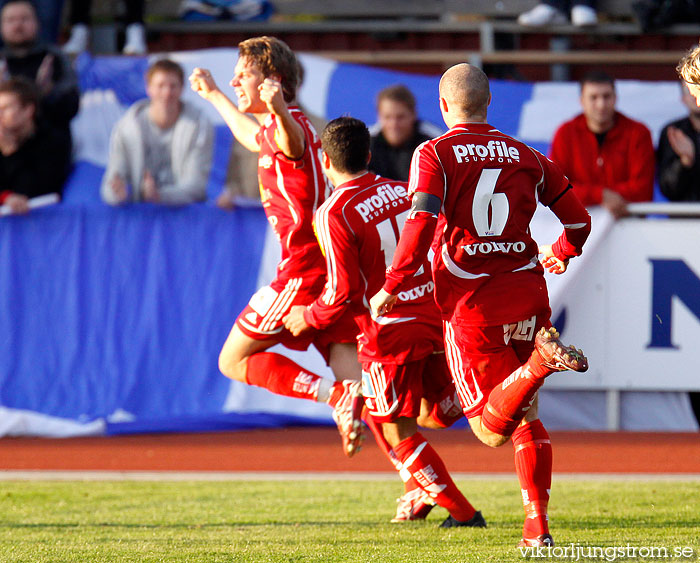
0, 479, 698, 562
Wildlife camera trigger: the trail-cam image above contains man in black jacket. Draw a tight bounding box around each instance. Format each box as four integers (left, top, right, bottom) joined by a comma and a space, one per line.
657, 82, 700, 202
0, 78, 71, 213
368, 84, 442, 182
0, 0, 80, 138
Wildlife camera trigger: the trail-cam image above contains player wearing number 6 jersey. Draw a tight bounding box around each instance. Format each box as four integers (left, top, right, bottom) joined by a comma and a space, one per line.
284, 117, 482, 527
370, 63, 592, 547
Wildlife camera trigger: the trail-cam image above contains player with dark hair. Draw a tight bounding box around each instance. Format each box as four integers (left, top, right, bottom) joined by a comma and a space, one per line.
189, 36, 363, 455
369, 83, 442, 182
371, 63, 591, 546
284, 116, 482, 527
0, 76, 71, 213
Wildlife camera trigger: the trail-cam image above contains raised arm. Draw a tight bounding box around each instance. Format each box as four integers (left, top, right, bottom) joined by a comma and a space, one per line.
259, 78, 305, 159
189, 67, 260, 153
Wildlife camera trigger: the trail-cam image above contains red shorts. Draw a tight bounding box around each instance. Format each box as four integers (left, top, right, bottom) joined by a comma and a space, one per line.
443, 314, 550, 419
236, 276, 358, 363
361, 352, 454, 423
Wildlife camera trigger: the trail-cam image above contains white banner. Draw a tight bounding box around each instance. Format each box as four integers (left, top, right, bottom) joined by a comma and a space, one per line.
539, 212, 700, 391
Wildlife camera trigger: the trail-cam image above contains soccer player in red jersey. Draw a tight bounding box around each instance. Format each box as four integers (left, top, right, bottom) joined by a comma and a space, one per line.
284, 117, 483, 527
371, 64, 591, 546
189, 36, 363, 455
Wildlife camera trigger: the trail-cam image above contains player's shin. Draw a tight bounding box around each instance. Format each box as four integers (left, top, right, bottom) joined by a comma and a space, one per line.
393, 432, 476, 522
373, 425, 437, 523
245, 352, 325, 401
363, 411, 427, 496
481, 365, 543, 436
365, 409, 407, 470
512, 419, 552, 539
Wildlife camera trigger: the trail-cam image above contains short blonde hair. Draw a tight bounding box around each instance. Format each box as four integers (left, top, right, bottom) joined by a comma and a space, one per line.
677, 44, 700, 85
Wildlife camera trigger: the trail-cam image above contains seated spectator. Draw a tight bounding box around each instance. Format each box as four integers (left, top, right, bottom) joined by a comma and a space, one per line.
0, 0, 80, 142
368, 84, 442, 182
101, 59, 213, 206
549, 71, 654, 218
518, 0, 598, 26
657, 82, 700, 201
0, 77, 71, 214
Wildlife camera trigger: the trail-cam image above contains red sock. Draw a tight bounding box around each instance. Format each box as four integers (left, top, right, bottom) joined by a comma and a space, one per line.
482, 365, 544, 436
246, 352, 323, 401
327, 380, 361, 408
512, 419, 552, 539
525, 345, 555, 380
362, 411, 425, 493
428, 384, 464, 428
393, 433, 476, 522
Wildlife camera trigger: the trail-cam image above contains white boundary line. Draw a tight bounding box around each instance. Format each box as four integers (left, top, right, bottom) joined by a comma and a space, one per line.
0, 470, 698, 482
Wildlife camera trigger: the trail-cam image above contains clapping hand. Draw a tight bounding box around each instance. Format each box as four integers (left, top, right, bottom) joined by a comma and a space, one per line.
667, 126, 695, 168
109, 174, 128, 204
36, 54, 55, 95
142, 170, 159, 203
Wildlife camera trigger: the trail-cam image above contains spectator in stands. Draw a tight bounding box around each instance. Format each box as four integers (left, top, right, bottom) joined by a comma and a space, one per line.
0, 77, 71, 214
549, 70, 654, 218
657, 82, 700, 202
101, 59, 213, 206
368, 84, 442, 182
518, 0, 598, 26
0, 0, 80, 142
63, 0, 147, 56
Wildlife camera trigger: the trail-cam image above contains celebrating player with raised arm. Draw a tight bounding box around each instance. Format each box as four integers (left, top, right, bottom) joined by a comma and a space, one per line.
370, 64, 591, 547
189, 36, 363, 456
283, 117, 483, 527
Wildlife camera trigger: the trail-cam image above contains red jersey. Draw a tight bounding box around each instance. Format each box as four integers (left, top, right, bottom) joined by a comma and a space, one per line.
256, 107, 329, 289
304, 173, 442, 365
384, 122, 591, 327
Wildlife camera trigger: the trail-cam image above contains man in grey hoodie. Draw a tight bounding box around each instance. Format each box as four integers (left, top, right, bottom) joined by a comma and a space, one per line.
101, 58, 213, 206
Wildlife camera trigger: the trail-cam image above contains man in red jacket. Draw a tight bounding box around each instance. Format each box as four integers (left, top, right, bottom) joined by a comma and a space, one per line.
549, 70, 654, 218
